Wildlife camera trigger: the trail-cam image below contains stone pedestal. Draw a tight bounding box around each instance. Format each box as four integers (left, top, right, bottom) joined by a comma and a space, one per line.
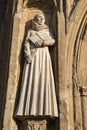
19, 120, 47, 130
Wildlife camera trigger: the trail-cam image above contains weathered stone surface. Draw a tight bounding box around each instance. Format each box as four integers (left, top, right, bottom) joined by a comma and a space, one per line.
18, 120, 47, 130
0, 0, 87, 130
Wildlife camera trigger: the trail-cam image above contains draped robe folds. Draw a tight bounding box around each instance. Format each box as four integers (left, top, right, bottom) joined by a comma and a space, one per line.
15, 28, 58, 118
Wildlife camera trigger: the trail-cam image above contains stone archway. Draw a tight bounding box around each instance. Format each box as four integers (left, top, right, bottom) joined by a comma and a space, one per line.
3, 0, 59, 130
66, 0, 87, 129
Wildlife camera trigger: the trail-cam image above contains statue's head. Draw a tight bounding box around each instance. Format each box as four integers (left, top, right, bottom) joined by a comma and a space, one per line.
33, 14, 45, 25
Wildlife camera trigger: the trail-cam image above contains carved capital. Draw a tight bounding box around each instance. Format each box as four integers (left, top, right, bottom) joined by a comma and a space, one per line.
20, 120, 47, 130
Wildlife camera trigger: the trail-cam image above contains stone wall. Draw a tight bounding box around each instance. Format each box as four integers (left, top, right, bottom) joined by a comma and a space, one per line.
0, 0, 14, 129
0, 0, 87, 130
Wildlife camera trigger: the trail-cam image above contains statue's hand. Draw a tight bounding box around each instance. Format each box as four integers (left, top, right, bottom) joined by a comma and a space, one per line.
43, 39, 55, 46
25, 55, 33, 64
43, 39, 50, 45
35, 40, 44, 47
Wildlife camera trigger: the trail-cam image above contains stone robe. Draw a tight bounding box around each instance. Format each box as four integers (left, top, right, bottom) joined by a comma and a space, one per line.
15, 29, 58, 118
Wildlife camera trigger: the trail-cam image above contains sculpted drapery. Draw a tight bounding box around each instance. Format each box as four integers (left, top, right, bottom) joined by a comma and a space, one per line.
15, 14, 58, 119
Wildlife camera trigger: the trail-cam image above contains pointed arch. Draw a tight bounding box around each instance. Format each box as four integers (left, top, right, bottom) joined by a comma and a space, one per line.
66, 0, 87, 129
66, 0, 87, 85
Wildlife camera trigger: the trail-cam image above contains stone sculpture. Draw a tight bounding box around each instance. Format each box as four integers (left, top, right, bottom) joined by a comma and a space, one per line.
15, 14, 58, 119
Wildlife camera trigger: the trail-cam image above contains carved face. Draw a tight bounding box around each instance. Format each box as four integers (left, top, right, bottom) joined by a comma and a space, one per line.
34, 14, 45, 25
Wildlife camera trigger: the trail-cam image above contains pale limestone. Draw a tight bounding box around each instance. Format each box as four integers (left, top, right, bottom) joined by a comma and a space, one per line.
2, 0, 87, 130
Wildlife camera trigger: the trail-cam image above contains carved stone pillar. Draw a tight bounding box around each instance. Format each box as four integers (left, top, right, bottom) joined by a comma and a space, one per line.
19, 120, 47, 130
60, 0, 63, 13
80, 87, 87, 130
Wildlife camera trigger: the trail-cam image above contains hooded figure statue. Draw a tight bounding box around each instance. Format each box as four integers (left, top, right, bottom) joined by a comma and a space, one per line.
15, 14, 58, 119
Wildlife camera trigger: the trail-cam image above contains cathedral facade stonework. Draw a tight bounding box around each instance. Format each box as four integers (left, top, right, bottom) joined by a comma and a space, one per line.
0, 0, 87, 130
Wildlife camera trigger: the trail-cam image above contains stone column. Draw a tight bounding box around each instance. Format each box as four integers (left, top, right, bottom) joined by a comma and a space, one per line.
19, 120, 47, 130
3, 3, 22, 130
80, 87, 87, 130
74, 86, 83, 130
60, 0, 63, 13
57, 7, 70, 130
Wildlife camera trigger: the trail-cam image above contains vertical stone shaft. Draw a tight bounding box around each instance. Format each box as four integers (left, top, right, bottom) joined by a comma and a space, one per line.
80, 88, 87, 130
60, 0, 63, 13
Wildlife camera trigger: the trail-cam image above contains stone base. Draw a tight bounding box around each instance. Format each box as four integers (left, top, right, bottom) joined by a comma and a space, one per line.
18, 120, 47, 130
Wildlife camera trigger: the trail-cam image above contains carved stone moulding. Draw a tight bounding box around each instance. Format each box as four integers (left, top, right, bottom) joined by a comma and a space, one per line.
80, 87, 87, 96
19, 120, 47, 130
23, 0, 55, 11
